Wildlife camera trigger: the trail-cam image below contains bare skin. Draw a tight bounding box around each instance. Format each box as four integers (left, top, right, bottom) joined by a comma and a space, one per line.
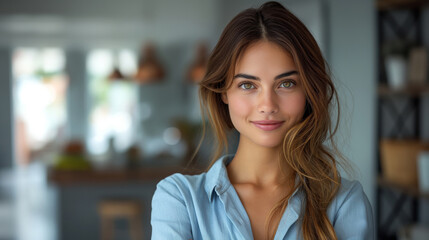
227, 138, 295, 240
223, 41, 304, 239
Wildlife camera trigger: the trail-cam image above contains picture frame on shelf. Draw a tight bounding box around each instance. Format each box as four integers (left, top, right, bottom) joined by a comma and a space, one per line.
408, 47, 428, 87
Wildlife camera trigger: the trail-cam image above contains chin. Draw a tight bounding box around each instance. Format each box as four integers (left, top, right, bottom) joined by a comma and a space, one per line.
253, 138, 284, 149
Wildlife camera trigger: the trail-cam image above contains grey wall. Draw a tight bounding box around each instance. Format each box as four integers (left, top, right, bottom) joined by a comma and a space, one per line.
65, 49, 87, 141
0, 48, 13, 169
328, 0, 376, 206
0, 0, 218, 48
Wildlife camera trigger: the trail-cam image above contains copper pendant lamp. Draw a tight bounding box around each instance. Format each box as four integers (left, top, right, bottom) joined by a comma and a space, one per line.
108, 67, 125, 81
187, 42, 208, 83
134, 43, 165, 84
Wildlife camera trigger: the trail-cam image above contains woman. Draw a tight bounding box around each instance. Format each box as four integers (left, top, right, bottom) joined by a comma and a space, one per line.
151, 1, 374, 239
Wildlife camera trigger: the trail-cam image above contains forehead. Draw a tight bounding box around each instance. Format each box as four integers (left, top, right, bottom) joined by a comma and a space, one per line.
235, 41, 296, 73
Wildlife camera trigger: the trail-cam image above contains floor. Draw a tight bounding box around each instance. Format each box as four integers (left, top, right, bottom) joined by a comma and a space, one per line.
0, 163, 57, 240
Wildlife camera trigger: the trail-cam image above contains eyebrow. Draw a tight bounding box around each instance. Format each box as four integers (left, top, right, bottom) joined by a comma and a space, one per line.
233, 70, 298, 81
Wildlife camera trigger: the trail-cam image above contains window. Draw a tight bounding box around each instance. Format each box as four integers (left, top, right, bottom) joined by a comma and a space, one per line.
13, 48, 68, 165
86, 49, 139, 157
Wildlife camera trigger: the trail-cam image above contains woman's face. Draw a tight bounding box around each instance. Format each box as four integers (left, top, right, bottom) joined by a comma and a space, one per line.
222, 41, 307, 149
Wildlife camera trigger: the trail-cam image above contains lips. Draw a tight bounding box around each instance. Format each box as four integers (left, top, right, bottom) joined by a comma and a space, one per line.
251, 120, 285, 131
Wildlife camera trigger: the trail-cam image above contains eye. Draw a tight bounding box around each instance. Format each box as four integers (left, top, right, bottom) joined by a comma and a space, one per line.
239, 82, 255, 90
279, 80, 295, 89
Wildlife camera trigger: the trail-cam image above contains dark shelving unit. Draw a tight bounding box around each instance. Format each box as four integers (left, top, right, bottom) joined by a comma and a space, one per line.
376, 0, 429, 239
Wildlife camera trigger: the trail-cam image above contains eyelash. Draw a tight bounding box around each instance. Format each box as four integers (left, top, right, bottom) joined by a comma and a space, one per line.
238, 81, 255, 90
279, 80, 296, 88
238, 80, 296, 90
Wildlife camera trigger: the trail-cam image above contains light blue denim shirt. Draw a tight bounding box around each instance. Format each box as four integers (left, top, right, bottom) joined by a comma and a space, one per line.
151, 155, 375, 239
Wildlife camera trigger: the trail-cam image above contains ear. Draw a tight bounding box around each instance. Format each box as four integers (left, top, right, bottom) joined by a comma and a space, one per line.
221, 93, 228, 104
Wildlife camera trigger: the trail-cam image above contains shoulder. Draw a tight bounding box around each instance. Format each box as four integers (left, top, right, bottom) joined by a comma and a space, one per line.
335, 178, 366, 204
331, 178, 371, 215
151, 172, 209, 221
153, 155, 231, 209
154, 172, 208, 200
151, 173, 208, 239
155, 155, 231, 198
329, 178, 375, 239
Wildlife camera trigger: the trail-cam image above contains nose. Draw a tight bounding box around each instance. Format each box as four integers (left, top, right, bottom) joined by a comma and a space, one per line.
257, 89, 278, 114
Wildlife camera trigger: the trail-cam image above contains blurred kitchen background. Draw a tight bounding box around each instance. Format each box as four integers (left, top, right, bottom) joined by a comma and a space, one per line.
0, 0, 429, 239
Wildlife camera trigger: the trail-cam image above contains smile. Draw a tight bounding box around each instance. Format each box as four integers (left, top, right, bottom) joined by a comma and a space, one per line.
251, 120, 285, 131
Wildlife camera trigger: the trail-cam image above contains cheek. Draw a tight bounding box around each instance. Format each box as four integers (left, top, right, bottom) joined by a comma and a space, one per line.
281, 94, 307, 119
227, 95, 252, 120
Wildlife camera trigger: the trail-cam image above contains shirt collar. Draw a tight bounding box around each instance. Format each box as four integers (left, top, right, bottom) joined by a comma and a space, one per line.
204, 154, 302, 201
204, 154, 234, 201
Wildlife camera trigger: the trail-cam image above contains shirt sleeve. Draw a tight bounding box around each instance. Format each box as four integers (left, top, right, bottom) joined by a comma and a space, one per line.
333, 180, 375, 240
151, 176, 192, 240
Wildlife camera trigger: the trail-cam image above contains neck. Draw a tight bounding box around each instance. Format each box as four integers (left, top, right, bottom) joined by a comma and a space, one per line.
227, 137, 294, 187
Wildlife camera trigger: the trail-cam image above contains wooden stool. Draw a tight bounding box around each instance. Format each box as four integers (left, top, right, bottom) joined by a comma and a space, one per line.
98, 199, 143, 240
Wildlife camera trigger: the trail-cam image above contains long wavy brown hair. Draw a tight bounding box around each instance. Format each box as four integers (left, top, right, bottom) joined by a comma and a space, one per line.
199, 1, 346, 239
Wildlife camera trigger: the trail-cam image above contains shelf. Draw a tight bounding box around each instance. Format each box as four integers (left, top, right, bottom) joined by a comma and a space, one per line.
378, 84, 429, 96
377, 176, 429, 200
377, 0, 429, 10
48, 166, 202, 185
376, 2, 426, 238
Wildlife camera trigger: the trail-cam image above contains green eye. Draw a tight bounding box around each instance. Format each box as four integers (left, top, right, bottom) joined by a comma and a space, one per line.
240, 82, 254, 90
280, 81, 294, 88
